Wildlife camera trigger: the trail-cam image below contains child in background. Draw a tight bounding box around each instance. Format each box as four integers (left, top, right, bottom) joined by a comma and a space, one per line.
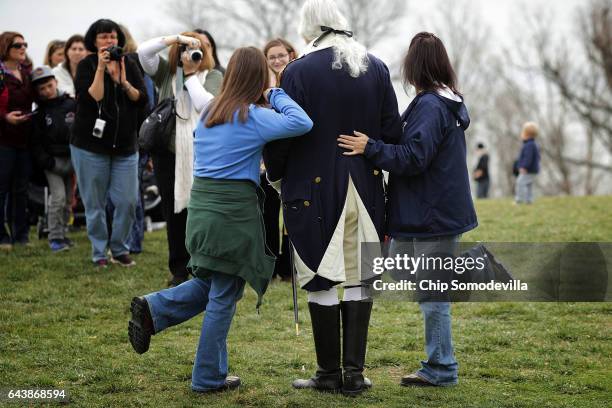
30, 66, 76, 252
515, 122, 541, 204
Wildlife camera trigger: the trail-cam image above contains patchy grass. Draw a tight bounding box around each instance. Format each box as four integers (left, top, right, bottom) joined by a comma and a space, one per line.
0, 196, 611, 407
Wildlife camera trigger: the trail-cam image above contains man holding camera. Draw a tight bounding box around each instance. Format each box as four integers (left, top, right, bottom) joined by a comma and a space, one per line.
70, 19, 148, 268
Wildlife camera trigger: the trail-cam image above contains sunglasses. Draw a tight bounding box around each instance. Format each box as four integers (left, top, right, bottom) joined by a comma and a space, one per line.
10, 42, 28, 49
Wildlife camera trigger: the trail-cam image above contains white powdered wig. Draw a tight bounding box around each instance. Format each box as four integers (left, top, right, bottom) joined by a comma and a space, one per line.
298, 0, 368, 78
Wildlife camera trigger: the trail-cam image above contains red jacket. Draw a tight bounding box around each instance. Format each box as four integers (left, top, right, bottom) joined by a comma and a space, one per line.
0, 63, 33, 149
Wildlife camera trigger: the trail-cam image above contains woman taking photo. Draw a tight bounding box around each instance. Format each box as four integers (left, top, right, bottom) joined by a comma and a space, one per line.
70, 19, 147, 267
128, 46, 313, 393
338, 32, 477, 387
0, 31, 34, 249
52, 34, 87, 98
44, 39, 65, 68
138, 31, 223, 286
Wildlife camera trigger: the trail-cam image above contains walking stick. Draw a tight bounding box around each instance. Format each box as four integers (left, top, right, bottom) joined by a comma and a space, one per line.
288, 238, 300, 336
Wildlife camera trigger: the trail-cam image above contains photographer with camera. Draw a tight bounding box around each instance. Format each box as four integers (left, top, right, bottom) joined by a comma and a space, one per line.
137, 31, 222, 286
70, 19, 147, 268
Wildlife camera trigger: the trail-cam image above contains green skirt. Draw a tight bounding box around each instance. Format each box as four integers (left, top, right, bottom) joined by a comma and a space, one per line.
186, 177, 276, 307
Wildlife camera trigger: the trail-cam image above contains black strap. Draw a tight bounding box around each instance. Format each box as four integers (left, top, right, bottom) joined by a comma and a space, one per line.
313, 25, 353, 47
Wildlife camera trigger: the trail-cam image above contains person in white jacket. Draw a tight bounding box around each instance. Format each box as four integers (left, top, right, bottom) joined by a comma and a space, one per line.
52, 34, 87, 98
138, 32, 223, 287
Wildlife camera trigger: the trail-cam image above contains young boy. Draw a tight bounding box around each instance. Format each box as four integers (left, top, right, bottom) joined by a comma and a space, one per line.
30, 66, 76, 252
515, 122, 541, 204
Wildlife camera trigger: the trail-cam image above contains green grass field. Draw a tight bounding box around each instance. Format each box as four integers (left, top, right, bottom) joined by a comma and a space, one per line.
1, 196, 611, 407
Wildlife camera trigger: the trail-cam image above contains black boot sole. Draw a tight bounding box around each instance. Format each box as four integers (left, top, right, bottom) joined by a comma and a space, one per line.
128, 297, 152, 354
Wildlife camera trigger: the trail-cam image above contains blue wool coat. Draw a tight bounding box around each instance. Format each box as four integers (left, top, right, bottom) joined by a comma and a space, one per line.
364, 92, 478, 238
263, 47, 401, 291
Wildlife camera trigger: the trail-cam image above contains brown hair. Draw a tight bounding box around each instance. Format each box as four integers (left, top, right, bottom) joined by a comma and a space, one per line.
263, 38, 296, 60
44, 40, 65, 67
402, 32, 460, 95
62, 34, 85, 71
168, 31, 215, 75
0, 31, 32, 66
204, 47, 269, 128
263, 38, 296, 86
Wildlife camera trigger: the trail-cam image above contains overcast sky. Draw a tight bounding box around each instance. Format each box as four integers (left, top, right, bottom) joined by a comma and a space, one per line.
2, 0, 585, 67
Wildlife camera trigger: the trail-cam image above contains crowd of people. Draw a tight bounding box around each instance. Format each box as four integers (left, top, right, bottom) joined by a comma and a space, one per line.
1, 0, 543, 397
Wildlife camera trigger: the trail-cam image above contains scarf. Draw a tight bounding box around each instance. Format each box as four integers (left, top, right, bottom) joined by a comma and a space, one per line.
172, 69, 208, 213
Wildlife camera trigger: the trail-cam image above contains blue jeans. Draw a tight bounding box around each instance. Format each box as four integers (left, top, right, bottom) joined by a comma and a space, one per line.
70, 145, 138, 261
0, 146, 31, 244
144, 274, 245, 391
389, 235, 460, 386
105, 152, 147, 253
515, 173, 535, 203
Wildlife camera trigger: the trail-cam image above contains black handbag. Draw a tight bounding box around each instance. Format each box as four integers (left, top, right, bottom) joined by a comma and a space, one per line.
138, 97, 184, 153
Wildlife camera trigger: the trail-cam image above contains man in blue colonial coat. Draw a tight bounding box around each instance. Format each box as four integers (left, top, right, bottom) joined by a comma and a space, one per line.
264, 0, 402, 396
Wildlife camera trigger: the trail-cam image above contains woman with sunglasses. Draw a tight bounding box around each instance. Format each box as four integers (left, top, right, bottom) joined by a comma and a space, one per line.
137, 31, 223, 287
0, 32, 34, 250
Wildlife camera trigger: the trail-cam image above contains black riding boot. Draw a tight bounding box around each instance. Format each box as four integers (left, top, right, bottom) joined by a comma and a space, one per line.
341, 300, 373, 396
292, 302, 342, 391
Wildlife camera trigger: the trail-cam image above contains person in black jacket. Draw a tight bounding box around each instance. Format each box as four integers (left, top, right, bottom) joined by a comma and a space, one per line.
338, 32, 477, 388
473, 142, 490, 199
30, 66, 76, 252
70, 19, 147, 268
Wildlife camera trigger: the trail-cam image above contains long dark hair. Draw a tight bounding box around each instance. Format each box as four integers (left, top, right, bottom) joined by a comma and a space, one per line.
204, 47, 269, 128
194, 29, 224, 72
402, 32, 460, 95
62, 34, 85, 71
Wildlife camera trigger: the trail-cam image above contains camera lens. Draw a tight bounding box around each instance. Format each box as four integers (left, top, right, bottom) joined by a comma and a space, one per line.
189, 49, 203, 62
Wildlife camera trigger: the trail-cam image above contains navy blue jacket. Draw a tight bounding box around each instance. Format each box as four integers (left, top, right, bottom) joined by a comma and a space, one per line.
517, 139, 540, 174
364, 92, 477, 238
263, 48, 401, 291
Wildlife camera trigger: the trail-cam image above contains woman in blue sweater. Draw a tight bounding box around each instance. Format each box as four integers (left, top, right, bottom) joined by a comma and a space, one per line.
128, 47, 313, 393
338, 32, 477, 387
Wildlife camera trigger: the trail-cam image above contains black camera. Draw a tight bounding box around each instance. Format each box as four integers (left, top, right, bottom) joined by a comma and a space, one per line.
106, 46, 124, 61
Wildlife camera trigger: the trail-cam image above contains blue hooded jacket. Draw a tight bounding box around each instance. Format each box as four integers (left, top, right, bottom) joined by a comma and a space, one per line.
364, 91, 478, 238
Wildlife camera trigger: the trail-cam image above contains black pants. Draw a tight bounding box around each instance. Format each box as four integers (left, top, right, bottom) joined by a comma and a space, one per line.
153, 149, 190, 279
260, 173, 291, 280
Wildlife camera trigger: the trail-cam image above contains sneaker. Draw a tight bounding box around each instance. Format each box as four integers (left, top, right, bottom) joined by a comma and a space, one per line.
0, 243, 12, 251
62, 238, 75, 247
94, 259, 109, 268
49, 239, 70, 253
111, 254, 136, 267
128, 296, 154, 354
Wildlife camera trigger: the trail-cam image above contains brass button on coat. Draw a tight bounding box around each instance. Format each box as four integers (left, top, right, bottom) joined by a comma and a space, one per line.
304, 200, 310, 207
373, 170, 380, 176
315, 177, 321, 183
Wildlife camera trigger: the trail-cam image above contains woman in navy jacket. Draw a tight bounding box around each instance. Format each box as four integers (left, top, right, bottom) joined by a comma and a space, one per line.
338, 32, 477, 387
